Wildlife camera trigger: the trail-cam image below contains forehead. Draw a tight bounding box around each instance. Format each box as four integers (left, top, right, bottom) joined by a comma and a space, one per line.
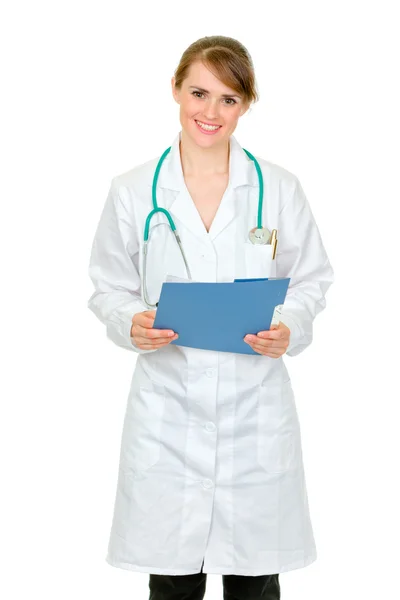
185, 61, 239, 96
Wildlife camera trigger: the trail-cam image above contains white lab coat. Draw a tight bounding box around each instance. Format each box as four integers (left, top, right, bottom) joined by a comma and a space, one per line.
87, 131, 334, 576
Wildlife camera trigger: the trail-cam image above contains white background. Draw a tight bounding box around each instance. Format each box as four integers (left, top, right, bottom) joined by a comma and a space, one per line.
1, 1, 399, 598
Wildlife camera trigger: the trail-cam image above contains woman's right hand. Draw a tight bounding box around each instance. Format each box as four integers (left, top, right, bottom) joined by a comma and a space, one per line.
130, 310, 179, 350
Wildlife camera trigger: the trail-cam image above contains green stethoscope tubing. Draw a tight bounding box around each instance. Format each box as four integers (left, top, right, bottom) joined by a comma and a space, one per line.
144, 147, 263, 239
142, 146, 264, 308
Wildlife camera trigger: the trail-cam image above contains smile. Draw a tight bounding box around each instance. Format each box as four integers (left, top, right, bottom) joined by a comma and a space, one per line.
195, 120, 222, 132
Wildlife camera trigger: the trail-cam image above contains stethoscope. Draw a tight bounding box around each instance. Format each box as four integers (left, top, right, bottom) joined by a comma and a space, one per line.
142, 145, 277, 308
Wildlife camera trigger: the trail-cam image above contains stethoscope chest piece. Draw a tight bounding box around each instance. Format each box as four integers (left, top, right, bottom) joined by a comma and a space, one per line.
248, 227, 271, 245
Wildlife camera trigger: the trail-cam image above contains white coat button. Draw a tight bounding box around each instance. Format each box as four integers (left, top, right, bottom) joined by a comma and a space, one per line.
202, 479, 213, 489
206, 368, 216, 378
204, 422, 216, 432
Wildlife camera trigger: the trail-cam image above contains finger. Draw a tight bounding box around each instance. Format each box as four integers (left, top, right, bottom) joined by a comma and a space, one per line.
245, 335, 278, 347
247, 342, 283, 357
135, 334, 179, 348
144, 337, 178, 346
137, 333, 178, 344
136, 326, 176, 339
256, 329, 284, 340
253, 342, 286, 354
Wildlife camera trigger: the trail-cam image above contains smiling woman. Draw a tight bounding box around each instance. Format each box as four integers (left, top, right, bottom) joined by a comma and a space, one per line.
171, 37, 259, 158
87, 33, 334, 600
173, 36, 259, 106
167, 42, 260, 234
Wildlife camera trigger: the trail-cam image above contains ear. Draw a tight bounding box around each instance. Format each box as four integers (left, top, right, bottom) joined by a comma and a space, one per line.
171, 76, 180, 104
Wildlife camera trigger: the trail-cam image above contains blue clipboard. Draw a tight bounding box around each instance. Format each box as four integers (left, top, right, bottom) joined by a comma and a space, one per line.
153, 277, 290, 355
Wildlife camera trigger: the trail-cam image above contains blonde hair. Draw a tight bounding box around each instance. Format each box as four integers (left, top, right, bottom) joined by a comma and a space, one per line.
173, 36, 259, 107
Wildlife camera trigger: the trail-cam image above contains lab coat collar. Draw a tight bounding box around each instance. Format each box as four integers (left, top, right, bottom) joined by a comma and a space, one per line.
157, 130, 258, 241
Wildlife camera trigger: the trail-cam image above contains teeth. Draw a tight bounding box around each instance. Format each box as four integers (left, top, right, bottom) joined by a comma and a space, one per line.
196, 120, 221, 131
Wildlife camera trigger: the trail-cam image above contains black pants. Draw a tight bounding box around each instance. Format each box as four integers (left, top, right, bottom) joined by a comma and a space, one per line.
148, 560, 280, 600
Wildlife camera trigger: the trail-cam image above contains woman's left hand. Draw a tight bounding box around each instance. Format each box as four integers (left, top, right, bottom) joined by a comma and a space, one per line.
243, 322, 290, 357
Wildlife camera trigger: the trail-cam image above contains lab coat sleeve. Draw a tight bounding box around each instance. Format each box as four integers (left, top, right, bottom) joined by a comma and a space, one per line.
87, 178, 157, 354
276, 176, 334, 357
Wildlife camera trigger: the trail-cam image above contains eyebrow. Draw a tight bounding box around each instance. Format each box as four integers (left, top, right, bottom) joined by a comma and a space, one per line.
189, 86, 241, 99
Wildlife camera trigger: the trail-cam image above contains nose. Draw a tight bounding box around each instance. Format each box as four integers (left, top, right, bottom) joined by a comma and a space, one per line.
203, 98, 220, 121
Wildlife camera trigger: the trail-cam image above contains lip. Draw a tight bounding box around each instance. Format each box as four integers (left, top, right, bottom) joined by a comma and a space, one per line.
195, 119, 222, 135
195, 119, 221, 127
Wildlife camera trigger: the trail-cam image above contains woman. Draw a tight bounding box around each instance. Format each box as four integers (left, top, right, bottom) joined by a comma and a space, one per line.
87, 36, 334, 600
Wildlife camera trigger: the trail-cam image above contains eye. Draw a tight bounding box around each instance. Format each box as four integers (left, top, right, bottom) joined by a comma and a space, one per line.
191, 91, 237, 105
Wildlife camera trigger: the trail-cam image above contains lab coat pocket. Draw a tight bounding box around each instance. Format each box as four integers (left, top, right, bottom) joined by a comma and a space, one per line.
256, 379, 298, 474
243, 242, 276, 279
123, 381, 166, 473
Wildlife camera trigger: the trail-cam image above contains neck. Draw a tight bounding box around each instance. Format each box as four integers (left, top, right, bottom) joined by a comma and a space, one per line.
179, 129, 230, 178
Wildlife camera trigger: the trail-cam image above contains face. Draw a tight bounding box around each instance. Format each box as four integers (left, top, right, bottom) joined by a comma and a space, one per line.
171, 60, 249, 147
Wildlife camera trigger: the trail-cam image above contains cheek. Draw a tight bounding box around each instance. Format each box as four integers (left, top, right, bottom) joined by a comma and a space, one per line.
225, 108, 241, 126
181, 99, 199, 118
225, 113, 239, 130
